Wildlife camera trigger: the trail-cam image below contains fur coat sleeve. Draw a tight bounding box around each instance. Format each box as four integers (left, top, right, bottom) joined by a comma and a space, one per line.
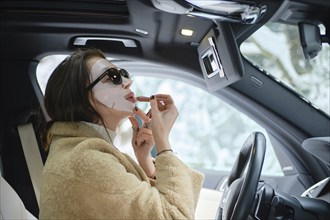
39, 122, 204, 219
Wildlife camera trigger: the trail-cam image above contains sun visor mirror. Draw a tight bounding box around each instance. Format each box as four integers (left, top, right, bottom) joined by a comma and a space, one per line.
198, 24, 244, 91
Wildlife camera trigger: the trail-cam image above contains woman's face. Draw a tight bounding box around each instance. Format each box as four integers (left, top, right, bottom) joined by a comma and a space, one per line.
87, 57, 136, 115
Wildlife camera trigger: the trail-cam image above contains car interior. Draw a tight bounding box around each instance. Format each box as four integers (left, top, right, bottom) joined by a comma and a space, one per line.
1, 0, 329, 219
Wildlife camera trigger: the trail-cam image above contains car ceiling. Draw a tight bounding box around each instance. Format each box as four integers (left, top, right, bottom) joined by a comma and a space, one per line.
0, 0, 213, 70
5, 0, 328, 63
1, 0, 329, 68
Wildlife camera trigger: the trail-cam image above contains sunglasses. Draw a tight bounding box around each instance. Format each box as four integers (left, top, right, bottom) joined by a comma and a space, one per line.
86, 68, 130, 90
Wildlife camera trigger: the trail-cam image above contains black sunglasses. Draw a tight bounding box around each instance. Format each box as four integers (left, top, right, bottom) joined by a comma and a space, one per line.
86, 68, 130, 90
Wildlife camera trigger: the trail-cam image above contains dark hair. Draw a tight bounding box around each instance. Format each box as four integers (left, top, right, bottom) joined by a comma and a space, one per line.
41, 48, 106, 150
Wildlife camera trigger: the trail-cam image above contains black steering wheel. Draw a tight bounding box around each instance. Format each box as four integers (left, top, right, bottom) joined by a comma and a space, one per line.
216, 132, 266, 220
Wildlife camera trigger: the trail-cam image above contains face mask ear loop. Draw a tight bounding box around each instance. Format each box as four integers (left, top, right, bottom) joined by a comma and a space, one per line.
105, 127, 115, 147
99, 120, 118, 149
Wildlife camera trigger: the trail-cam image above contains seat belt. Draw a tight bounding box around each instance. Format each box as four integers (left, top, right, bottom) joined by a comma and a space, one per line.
17, 123, 43, 207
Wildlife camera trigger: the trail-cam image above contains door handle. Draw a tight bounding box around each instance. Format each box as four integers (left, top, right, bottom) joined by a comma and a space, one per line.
73, 37, 137, 48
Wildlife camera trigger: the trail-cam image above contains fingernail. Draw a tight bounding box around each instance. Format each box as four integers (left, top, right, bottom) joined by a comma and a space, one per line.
150, 95, 155, 100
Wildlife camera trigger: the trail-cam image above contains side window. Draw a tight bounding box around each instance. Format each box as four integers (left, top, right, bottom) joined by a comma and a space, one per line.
129, 76, 283, 176
36, 56, 283, 176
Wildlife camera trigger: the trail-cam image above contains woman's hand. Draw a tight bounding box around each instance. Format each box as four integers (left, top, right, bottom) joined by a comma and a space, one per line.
139, 94, 178, 152
128, 107, 155, 178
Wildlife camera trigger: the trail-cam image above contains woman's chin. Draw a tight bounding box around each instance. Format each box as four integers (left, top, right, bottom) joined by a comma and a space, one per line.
111, 106, 135, 117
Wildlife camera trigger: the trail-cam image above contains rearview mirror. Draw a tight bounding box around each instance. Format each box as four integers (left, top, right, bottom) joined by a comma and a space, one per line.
299, 22, 322, 60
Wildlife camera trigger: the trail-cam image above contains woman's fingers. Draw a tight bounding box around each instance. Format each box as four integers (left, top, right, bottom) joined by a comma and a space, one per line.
128, 116, 139, 134
129, 116, 139, 129
128, 116, 139, 147
136, 96, 150, 102
133, 106, 152, 130
136, 94, 177, 153
136, 132, 153, 146
155, 94, 174, 110
149, 94, 178, 131
136, 128, 154, 146
137, 95, 172, 111
145, 109, 152, 119
137, 128, 152, 137
149, 96, 159, 114
130, 113, 154, 147
133, 107, 151, 124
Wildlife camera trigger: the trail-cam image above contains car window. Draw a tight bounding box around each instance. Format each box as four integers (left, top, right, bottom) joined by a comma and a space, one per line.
130, 76, 283, 176
37, 56, 283, 176
240, 22, 330, 116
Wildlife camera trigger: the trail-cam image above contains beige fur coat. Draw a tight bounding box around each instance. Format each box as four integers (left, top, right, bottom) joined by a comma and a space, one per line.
39, 122, 204, 219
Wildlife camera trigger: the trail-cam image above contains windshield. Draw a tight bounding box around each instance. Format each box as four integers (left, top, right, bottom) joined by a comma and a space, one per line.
240, 22, 330, 116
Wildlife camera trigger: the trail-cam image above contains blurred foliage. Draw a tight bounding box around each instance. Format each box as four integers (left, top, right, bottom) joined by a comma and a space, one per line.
241, 23, 330, 115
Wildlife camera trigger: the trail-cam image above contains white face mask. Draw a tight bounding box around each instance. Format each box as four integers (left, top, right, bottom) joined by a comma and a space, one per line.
89, 59, 135, 113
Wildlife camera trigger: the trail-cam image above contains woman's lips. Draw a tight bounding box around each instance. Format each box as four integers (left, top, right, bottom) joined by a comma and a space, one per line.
125, 92, 136, 103
127, 97, 136, 103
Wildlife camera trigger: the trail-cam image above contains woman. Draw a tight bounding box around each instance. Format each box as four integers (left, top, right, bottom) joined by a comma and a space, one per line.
39, 48, 204, 219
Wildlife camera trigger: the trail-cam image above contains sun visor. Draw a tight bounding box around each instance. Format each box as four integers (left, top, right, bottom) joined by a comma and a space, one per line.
197, 23, 244, 91
151, 0, 266, 24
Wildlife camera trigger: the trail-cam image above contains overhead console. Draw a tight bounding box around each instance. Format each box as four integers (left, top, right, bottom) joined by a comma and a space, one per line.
198, 23, 244, 91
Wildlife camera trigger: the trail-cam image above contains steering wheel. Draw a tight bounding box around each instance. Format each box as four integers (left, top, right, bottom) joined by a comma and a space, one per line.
216, 132, 266, 220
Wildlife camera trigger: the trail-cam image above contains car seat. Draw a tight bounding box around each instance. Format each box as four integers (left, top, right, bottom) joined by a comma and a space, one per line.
0, 173, 37, 219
